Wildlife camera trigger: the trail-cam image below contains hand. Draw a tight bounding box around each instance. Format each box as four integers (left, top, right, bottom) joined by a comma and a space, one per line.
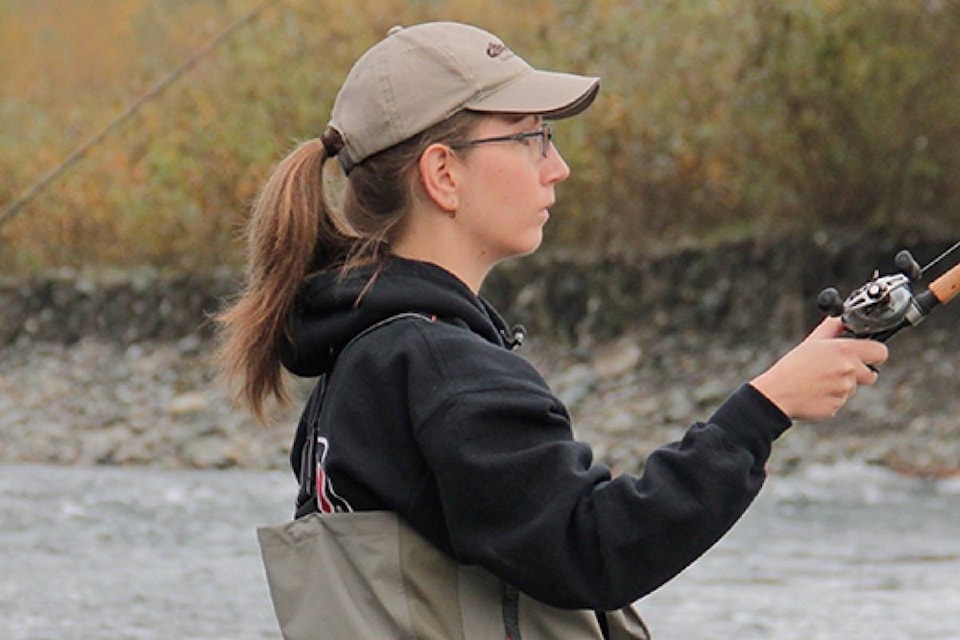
750, 317, 889, 421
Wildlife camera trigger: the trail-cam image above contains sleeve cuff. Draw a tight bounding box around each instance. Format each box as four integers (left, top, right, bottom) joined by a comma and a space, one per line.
708, 383, 793, 456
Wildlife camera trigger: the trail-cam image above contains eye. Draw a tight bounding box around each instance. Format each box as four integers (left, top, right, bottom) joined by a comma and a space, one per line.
518, 129, 546, 153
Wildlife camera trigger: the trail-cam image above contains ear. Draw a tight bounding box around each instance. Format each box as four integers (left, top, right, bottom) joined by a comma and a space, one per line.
418, 143, 460, 214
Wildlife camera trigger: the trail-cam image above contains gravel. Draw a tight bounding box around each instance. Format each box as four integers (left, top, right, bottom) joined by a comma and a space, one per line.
3, 326, 958, 478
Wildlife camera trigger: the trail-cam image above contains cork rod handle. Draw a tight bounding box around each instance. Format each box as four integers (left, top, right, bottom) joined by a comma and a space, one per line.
928, 261, 960, 304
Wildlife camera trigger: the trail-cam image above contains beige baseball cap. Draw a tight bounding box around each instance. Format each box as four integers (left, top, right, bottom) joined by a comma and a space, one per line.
329, 22, 600, 173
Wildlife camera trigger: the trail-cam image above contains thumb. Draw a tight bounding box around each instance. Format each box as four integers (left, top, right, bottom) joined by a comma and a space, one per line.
805, 316, 846, 341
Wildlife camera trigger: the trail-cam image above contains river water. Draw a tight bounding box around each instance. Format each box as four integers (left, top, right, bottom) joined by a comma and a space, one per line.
2, 462, 958, 640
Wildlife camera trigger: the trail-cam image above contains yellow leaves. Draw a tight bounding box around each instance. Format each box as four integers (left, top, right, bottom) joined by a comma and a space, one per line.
2, 0, 133, 95
0, 0, 957, 273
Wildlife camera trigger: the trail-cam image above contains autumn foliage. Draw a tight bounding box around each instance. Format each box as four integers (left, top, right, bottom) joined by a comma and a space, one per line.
1, 0, 957, 274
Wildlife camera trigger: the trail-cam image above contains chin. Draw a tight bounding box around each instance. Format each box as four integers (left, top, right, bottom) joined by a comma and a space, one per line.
494, 226, 546, 263
517, 232, 545, 257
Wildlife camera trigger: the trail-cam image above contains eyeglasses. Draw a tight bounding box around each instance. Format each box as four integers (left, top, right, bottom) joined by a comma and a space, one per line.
451, 123, 553, 158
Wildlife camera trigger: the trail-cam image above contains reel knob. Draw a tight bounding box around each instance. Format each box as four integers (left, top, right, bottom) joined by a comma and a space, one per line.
817, 287, 845, 317
895, 250, 922, 281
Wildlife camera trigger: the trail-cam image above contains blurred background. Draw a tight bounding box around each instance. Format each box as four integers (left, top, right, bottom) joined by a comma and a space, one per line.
1, 0, 957, 273
2, 2, 959, 639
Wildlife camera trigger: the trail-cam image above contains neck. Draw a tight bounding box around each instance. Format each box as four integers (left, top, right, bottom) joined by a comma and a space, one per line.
391, 233, 491, 294
391, 205, 499, 294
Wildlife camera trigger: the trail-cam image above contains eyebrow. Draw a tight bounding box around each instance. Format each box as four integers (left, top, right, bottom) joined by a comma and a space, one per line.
496, 114, 542, 129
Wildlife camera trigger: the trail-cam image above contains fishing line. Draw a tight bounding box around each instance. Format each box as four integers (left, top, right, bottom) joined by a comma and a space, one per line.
920, 239, 960, 275
0, 0, 282, 229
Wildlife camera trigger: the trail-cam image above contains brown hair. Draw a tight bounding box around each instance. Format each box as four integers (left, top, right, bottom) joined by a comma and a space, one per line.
215, 110, 482, 423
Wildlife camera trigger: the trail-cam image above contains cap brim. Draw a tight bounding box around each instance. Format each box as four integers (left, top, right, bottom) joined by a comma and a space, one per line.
465, 70, 600, 120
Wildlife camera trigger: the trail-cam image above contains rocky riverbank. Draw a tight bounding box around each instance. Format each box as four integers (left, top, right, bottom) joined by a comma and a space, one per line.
2, 234, 958, 477
2, 312, 958, 478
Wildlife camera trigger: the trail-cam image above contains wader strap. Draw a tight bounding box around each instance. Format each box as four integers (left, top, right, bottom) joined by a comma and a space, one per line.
295, 374, 327, 518
293, 312, 437, 518
503, 584, 522, 640
596, 610, 611, 639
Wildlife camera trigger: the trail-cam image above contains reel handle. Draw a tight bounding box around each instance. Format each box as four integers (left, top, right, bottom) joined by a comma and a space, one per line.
816, 287, 844, 317
894, 250, 922, 280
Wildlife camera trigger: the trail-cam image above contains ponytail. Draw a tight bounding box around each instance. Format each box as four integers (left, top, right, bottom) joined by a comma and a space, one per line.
217, 112, 482, 423
215, 132, 350, 423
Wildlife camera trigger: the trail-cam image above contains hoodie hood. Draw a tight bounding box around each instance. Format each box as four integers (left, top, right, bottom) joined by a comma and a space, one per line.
280, 257, 515, 377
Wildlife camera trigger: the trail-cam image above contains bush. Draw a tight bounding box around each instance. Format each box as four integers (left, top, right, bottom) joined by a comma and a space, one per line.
731, 0, 960, 232
0, 0, 957, 273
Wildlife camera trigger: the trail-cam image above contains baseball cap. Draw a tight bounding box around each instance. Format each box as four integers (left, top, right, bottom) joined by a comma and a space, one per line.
328, 22, 600, 173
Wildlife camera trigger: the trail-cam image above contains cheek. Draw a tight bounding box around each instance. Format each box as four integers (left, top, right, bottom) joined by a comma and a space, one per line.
461, 166, 508, 213
485, 165, 514, 207
485, 162, 542, 213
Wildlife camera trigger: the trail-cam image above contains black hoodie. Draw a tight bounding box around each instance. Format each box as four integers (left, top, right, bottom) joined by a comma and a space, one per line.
280, 256, 791, 611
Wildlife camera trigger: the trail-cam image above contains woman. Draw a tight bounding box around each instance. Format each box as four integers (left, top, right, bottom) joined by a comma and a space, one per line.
217, 22, 887, 640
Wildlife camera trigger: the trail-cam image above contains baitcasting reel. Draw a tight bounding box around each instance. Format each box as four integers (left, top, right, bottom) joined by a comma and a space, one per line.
817, 245, 960, 343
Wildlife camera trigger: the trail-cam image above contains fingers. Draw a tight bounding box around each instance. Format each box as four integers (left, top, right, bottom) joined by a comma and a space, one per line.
752, 326, 890, 421
806, 316, 846, 341
856, 363, 880, 386
806, 317, 890, 371
822, 363, 868, 418
840, 338, 889, 384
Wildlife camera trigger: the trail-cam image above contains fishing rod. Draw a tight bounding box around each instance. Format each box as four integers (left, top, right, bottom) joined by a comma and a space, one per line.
0, 0, 280, 229
817, 240, 960, 342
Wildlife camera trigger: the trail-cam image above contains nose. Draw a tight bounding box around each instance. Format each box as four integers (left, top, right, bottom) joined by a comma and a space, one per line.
543, 142, 571, 185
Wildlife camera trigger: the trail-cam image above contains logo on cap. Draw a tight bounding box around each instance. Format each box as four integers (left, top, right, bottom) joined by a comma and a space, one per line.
486, 42, 509, 58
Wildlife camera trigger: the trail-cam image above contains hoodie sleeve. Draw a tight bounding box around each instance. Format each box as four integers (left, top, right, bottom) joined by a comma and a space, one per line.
410, 326, 791, 611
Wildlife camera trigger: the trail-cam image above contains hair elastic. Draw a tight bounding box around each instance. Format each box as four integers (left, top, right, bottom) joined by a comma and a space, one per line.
320, 127, 345, 157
